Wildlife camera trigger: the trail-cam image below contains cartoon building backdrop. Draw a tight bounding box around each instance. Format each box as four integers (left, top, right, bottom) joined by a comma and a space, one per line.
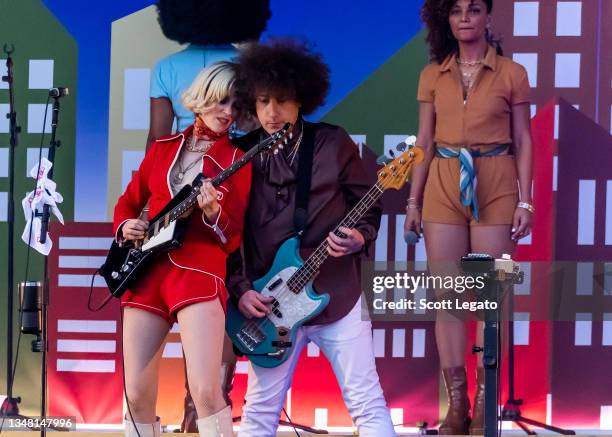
0, 0, 611, 431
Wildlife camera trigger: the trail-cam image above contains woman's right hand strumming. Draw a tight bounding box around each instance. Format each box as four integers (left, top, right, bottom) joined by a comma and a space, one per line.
121, 219, 149, 241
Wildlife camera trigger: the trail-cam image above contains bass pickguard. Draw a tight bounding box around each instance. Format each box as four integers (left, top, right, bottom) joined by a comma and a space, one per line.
260, 267, 321, 330
226, 237, 330, 367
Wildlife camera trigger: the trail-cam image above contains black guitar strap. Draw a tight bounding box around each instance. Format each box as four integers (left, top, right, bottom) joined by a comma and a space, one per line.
294, 121, 315, 238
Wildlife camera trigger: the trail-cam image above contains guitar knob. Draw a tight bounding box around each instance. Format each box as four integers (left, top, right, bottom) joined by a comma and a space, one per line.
121, 264, 131, 273
111, 271, 120, 280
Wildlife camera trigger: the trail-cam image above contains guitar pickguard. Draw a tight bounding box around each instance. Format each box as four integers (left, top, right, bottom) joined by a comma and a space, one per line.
260, 267, 321, 330
141, 220, 177, 251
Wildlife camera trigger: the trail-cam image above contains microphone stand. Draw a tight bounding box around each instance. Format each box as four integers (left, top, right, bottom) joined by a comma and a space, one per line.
1, 43, 23, 419
36, 88, 66, 437
0, 46, 66, 435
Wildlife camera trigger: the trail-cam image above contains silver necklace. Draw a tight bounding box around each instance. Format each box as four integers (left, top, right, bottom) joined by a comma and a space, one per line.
287, 127, 304, 166
174, 154, 203, 185
261, 121, 304, 166
174, 138, 207, 184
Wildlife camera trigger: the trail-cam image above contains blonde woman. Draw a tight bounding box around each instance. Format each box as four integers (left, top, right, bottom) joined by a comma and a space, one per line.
114, 61, 251, 437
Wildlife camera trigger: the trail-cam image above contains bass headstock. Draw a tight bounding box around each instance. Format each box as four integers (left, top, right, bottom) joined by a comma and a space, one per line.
376, 140, 424, 192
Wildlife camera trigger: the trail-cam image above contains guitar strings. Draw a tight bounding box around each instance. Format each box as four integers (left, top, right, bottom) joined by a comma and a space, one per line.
240, 153, 416, 349
242, 181, 385, 338
143, 133, 282, 241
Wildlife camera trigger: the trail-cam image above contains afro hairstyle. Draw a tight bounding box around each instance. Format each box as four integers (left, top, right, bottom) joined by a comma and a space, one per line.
235, 39, 330, 116
157, 0, 271, 45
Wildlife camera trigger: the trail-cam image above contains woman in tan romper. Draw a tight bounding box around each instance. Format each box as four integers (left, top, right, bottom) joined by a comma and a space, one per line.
404, 0, 534, 433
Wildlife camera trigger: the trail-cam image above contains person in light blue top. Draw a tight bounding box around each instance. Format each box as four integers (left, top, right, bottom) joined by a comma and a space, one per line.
145, 0, 271, 151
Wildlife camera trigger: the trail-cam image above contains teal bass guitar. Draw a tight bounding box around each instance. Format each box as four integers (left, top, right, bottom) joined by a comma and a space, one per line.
226, 145, 424, 367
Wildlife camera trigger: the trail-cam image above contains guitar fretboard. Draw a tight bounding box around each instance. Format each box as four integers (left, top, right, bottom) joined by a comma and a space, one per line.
285, 181, 385, 293
143, 133, 281, 242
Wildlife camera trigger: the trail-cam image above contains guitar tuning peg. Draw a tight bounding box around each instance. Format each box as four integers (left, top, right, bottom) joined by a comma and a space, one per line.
274, 149, 280, 155
376, 154, 391, 165
388, 149, 396, 158
289, 132, 294, 140
278, 144, 284, 150
396, 142, 407, 152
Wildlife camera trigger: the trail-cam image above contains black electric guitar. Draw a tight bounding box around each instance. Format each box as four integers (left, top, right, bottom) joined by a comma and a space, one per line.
101, 124, 292, 297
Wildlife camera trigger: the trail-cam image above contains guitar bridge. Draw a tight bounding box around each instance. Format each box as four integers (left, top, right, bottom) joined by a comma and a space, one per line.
236, 323, 265, 352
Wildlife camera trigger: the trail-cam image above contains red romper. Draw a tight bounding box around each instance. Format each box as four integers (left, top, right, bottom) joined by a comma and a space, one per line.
113, 125, 252, 324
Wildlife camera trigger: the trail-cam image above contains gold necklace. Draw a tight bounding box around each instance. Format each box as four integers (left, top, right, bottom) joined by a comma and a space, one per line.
186, 135, 213, 153
459, 63, 483, 101
457, 58, 483, 66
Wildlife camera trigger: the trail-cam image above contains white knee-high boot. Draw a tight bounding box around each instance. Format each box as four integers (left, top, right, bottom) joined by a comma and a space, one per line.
124, 417, 161, 437
196, 406, 234, 437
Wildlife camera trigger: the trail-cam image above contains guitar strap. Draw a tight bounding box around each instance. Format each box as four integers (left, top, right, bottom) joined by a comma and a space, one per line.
294, 121, 315, 238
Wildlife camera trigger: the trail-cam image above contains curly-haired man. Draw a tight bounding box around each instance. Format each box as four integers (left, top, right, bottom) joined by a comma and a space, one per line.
228, 39, 397, 437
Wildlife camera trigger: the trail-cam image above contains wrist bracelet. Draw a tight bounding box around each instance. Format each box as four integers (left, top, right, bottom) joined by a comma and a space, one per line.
517, 201, 535, 213
406, 197, 421, 211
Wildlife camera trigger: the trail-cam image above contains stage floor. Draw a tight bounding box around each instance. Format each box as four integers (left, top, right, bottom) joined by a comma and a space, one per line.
0, 429, 612, 437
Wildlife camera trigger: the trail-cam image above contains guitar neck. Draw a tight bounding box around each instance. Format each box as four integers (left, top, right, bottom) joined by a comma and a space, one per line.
146, 138, 269, 239
172, 143, 262, 216
210, 141, 263, 187
287, 181, 385, 292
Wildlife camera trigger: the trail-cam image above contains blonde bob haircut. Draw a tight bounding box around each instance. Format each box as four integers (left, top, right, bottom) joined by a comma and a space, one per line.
182, 61, 237, 115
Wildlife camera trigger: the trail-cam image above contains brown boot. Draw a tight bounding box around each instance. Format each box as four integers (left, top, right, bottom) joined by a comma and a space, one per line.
182, 359, 236, 432
469, 367, 485, 435
439, 366, 471, 435
220, 362, 236, 408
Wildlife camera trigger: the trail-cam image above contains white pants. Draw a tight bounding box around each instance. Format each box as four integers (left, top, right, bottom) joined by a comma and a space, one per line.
238, 299, 396, 437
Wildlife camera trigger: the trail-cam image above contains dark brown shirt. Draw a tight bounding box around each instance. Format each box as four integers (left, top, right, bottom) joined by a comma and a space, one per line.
227, 121, 381, 325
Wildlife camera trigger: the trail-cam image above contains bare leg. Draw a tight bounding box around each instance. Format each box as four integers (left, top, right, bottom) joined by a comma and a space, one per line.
122, 307, 171, 422
177, 299, 227, 418
181, 330, 237, 432
423, 222, 470, 368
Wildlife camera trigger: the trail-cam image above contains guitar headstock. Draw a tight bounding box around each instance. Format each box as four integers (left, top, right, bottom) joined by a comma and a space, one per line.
261, 123, 293, 154
376, 142, 424, 191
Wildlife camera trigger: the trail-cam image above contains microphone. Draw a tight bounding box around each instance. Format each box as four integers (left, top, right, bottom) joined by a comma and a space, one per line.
404, 229, 421, 245
49, 87, 69, 98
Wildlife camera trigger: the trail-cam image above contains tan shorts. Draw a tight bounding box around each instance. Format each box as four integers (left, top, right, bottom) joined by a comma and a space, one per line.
422, 155, 518, 226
